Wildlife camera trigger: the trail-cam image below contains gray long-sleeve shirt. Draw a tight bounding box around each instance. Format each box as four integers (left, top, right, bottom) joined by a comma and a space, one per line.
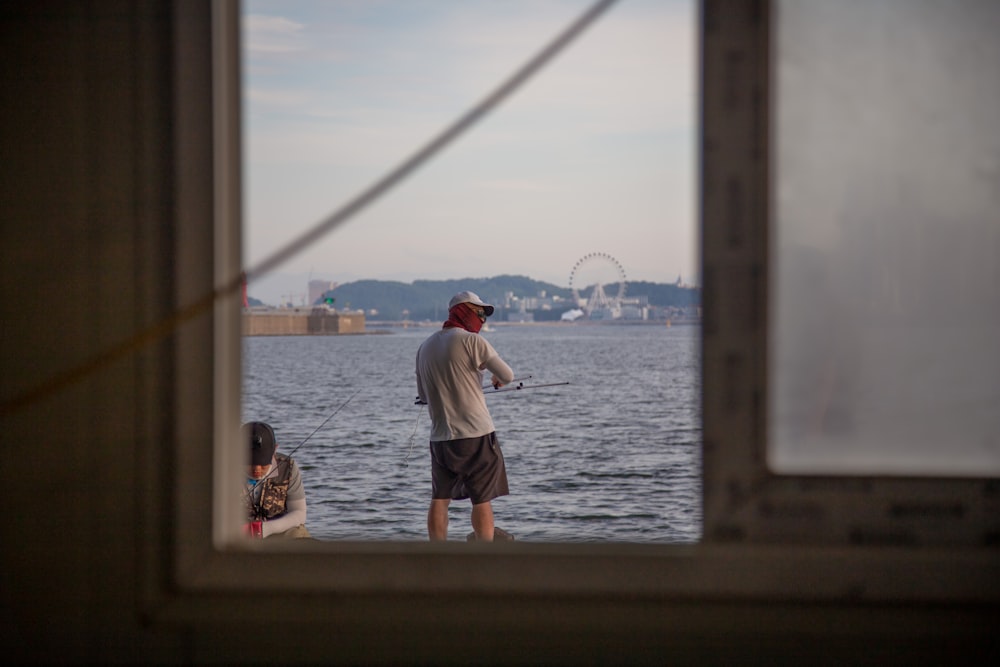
415, 328, 514, 442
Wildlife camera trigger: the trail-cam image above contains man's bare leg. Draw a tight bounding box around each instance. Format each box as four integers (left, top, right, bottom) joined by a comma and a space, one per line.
471, 501, 494, 542
428, 499, 450, 540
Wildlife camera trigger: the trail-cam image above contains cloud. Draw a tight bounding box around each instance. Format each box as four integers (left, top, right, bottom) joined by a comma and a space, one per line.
241, 1, 698, 285
243, 14, 306, 54
245, 87, 312, 109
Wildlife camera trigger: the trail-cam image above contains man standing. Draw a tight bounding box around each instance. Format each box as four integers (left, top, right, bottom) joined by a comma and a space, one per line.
416, 291, 515, 541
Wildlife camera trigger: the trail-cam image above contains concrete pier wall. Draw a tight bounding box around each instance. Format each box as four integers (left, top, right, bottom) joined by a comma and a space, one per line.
243, 308, 366, 336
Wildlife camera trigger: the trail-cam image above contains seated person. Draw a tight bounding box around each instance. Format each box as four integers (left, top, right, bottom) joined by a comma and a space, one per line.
242, 421, 311, 539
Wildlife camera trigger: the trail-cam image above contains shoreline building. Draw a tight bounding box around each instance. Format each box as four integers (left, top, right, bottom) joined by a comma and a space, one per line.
243, 306, 365, 335
308, 279, 338, 306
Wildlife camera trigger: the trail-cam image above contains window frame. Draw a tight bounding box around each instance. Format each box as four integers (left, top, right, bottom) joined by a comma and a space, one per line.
700, 0, 999, 549
145, 0, 998, 619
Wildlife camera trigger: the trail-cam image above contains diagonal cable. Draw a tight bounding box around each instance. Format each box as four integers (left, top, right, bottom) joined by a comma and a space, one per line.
244, 0, 618, 283
0, 0, 619, 417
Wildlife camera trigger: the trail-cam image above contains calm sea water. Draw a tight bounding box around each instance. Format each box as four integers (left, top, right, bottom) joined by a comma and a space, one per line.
241, 323, 702, 543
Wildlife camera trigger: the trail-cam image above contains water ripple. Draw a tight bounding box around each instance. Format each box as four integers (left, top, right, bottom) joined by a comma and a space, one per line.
243, 324, 702, 543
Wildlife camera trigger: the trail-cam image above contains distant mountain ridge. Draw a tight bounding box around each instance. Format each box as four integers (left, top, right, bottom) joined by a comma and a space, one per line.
293, 274, 701, 322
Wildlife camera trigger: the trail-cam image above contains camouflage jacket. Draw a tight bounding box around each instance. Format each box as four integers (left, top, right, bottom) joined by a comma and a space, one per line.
245, 453, 301, 521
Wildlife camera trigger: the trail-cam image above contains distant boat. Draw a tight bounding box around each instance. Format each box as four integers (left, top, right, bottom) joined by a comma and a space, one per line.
481, 324, 496, 332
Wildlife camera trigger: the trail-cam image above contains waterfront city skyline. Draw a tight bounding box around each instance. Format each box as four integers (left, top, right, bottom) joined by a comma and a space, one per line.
243, 0, 697, 307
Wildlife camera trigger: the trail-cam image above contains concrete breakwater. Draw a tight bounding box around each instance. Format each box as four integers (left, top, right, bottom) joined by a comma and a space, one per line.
243, 307, 366, 336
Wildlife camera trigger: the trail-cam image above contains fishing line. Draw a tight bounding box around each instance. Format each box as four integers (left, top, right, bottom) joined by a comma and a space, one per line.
403, 410, 423, 466
241, 388, 362, 504
284, 388, 362, 459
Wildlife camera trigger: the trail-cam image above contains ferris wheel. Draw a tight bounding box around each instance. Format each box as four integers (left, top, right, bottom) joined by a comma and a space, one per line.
568, 252, 628, 318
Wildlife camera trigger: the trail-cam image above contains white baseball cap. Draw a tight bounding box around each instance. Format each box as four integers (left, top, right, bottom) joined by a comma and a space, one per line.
448, 290, 494, 316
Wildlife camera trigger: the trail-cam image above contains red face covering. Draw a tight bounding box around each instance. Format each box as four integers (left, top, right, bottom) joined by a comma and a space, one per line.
442, 302, 484, 333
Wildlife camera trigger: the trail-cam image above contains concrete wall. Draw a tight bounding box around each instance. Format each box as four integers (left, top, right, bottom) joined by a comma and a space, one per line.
243, 308, 366, 335
0, 2, 996, 665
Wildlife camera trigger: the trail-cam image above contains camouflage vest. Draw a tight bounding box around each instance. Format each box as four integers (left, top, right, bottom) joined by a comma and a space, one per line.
246, 454, 293, 521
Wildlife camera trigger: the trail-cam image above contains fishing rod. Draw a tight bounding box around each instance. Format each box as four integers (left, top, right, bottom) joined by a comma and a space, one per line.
485, 381, 570, 395
482, 374, 531, 389
414, 380, 569, 405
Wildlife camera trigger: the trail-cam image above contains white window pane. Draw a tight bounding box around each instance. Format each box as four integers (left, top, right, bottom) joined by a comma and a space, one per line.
770, 0, 1000, 475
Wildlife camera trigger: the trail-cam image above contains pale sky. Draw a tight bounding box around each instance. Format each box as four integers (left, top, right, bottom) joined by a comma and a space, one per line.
242, 0, 696, 305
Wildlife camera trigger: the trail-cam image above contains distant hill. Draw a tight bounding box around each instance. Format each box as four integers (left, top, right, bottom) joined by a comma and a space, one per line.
320, 275, 699, 321
627, 280, 701, 308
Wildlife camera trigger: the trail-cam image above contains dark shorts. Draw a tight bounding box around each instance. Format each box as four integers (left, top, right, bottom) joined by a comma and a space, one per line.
430, 432, 509, 504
